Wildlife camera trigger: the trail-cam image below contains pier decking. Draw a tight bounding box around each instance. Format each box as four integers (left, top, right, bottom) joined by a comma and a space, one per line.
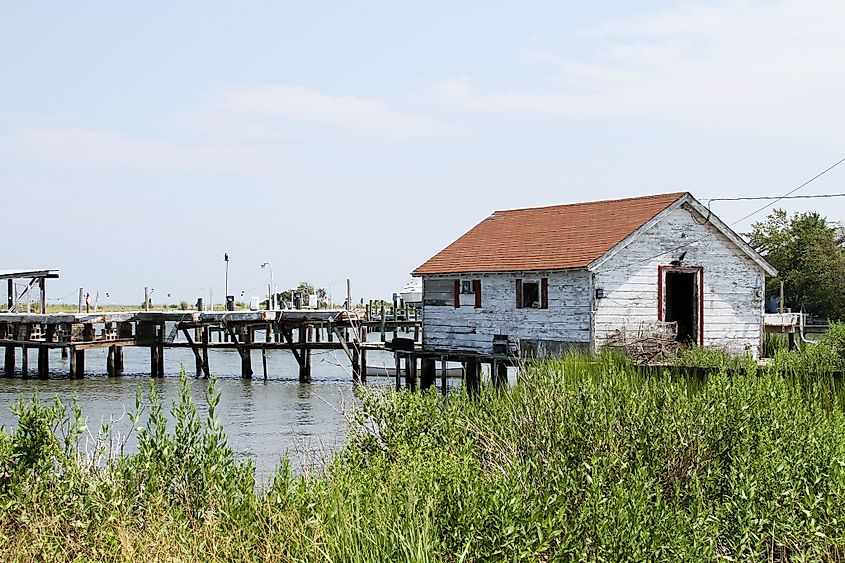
0, 309, 422, 383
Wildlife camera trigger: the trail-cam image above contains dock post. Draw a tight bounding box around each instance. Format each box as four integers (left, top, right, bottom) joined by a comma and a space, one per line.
405, 354, 417, 391
262, 347, 268, 381
70, 348, 84, 379
61, 347, 68, 360
380, 303, 386, 342
465, 358, 480, 397
107, 345, 116, 376
115, 346, 124, 375
3, 346, 14, 376
302, 326, 313, 382
360, 348, 367, 385
421, 357, 436, 391
37, 347, 49, 378
157, 323, 165, 376
493, 361, 508, 388
202, 327, 210, 377
150, 344, 160, 377
21, 346, 28, 378
352, 346, 361, 384
394, 353, 401, 390
241, 327, 253, 379
194, 328, 203, 377
440, 357, 448, 395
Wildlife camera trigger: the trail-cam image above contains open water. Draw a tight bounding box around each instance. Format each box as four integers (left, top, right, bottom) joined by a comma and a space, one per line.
0, 336, 405, 481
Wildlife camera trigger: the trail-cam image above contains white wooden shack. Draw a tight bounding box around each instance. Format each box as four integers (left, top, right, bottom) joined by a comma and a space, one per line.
412, 192, 777, 358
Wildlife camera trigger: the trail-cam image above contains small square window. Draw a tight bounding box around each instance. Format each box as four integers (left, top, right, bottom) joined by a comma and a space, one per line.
522, 281, 540, 308
461, 280, 474, 294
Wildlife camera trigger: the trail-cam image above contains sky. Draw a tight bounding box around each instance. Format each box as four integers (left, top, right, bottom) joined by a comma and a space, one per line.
2, 0, 844, 306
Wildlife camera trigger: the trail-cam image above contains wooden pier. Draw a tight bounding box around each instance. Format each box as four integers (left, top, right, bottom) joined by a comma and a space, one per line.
0, 309, 423, 383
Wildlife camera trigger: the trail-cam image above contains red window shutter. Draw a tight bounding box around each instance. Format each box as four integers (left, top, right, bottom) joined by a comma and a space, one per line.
541, 277, 548, 309
473, 280, 482, 308
516, 279, 523, 309
453, 280, 460, 308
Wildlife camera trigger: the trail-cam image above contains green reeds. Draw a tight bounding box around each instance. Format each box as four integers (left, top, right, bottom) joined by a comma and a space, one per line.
2, 354, 845, 561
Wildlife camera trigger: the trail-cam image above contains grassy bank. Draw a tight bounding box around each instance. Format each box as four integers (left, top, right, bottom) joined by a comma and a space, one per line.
2, 353, 845, 561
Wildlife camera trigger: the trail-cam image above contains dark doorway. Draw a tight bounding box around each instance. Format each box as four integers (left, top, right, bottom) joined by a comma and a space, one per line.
664, 271, 697, 343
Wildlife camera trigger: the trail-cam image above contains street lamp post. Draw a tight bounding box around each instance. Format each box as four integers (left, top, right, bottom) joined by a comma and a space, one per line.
261, 262, 274, 310
224, 253, 229, 310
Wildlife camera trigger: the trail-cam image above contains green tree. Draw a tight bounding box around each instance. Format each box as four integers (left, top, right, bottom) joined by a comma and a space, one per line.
748, 209, 845, 319
274, 281, 327, 308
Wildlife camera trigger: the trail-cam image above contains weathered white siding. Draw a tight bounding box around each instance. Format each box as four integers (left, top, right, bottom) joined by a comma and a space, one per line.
593, 204, 765, 355
421, 271, 592, 355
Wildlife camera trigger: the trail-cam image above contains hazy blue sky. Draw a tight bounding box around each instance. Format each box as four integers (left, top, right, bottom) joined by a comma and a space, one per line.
2, 1, 843, 306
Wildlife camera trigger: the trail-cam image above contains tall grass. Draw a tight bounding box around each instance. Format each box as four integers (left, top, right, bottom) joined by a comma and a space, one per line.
2, 354, 845, 561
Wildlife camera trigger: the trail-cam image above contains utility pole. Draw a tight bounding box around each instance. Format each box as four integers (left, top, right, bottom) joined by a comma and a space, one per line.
346, 278, 351, 311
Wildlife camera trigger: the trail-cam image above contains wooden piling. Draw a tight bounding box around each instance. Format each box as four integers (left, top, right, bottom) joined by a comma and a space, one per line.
298, 325, 312, 383
150, 343, 160, 377
352, 346, 361, 384
465, 358, 480, 397
262, 347, 268, 381
202, 327, 210, 377
115, 346, 124, 375
441, 357, 448, 395
421, 357, 436, 391
360, 348, 367, 385
3, 346, 13, 376
493, 360, 508, 388
70, 348, 85, 378
380, 303, 386, 342
241, 328, 253, 379
394, 353, 401, 390
37, 347, 49, 378
107, 345, 116, 376
406, 354, 417, 391
21, 346, 28, 378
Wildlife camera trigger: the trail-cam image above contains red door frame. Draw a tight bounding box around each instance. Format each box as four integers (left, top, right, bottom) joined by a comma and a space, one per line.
657, 265, 704, 346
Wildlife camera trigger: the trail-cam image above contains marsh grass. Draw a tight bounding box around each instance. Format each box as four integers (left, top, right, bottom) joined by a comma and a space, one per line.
3, 352, 845, 561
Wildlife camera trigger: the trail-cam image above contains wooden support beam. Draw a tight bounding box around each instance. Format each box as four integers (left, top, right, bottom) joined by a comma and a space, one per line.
465, 358, 480, 397
299, 325, 311, 383
181, 326, 210, 378
37, 347, 49, 378
493, 361, 508, 388
107, 345, 116, 376
157, 322, 165, 376
21, 346, 28, 378
224, 324, 253, 379
3, 346, 14, 376
421, 357, 436, 391
202, 327, 210, 376
70, 348, 85, 379
407, 354, 417, 391
150, 343, 160, 377
352, 346, 361, 385
262, 347, 268, 381
394, 353, 401, 391
441, 356, 448, 395
115, 346, 124, 375
360, 348, 367, 385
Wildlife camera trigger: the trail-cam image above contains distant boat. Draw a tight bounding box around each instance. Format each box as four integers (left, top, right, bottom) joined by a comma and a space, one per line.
399, 278, 422, 306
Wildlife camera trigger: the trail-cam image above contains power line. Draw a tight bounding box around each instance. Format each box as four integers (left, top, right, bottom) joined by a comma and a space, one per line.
708, 193, 845, 204
727, 156, 845, 226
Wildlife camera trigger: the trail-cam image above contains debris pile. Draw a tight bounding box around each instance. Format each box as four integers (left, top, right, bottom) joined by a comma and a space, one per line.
604, 321, 680, 362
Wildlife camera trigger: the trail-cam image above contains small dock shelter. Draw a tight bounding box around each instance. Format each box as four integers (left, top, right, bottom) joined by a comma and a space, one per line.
412, 192, 777, 358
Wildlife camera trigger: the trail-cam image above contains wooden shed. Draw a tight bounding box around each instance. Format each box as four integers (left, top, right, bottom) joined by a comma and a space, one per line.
412, 192, 777, 357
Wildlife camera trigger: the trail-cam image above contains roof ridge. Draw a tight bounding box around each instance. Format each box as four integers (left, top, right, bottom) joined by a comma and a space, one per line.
492, 191, 687, 215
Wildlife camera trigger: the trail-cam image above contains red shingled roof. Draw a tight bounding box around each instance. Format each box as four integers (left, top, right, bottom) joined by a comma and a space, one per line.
413, 192, 687, 275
